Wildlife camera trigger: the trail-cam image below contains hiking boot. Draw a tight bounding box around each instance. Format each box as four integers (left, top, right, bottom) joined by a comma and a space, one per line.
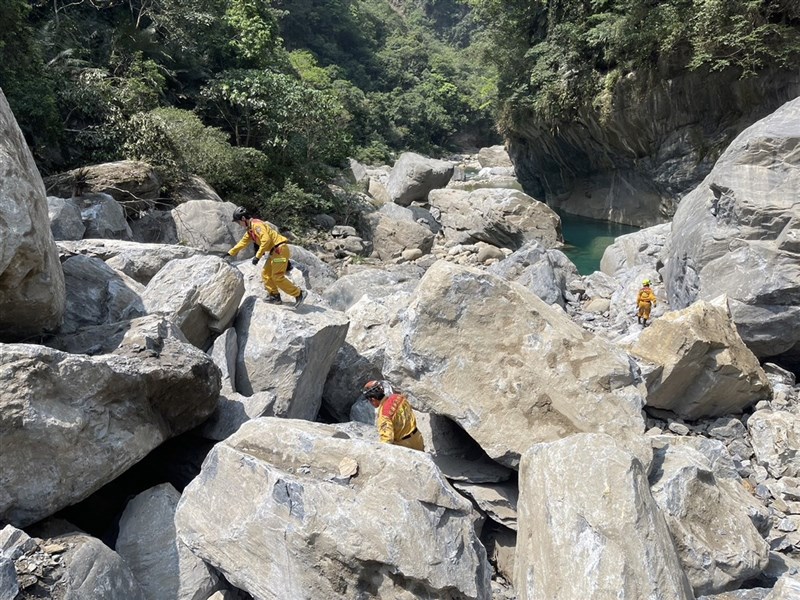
293, 290, 306, 307
265, 294, 282, 304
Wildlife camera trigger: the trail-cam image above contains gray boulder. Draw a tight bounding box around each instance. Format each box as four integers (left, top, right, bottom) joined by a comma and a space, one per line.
47, 196, 85, 240
116, 483, 218, 600
0, 89, 66, 340
0, 326, 220, 526
59, 255, 146, 334
386, 152, 454, 206
176, 418, 491, 600
664, 97, 800, 360
382, 261, 647, 468
514, 434, 693, 600
429, 187, 562, 249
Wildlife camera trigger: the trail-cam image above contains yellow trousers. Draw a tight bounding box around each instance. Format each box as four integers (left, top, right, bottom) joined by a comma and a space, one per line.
262, 245, 300, 298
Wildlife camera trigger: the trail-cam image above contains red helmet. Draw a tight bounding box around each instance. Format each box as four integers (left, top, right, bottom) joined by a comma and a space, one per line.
362, 380, 385, 400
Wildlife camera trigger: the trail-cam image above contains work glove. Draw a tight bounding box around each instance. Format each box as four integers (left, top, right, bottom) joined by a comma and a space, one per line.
223, 254, 233, 262
251, 256, 260, 265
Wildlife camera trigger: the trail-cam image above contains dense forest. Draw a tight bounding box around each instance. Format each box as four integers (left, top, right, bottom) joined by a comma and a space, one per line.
468, 0, 800, 133
3, 0, 799, 230
0, 0, 497, 227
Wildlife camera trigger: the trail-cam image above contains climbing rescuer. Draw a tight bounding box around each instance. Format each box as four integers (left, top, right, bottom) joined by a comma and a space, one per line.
362, 380, 425, 452
227, 206, 305, 307
636, 279, 658, 326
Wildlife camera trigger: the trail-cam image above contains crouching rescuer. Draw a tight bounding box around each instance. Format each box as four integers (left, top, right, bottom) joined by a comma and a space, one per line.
227, 206, 305, 307
362, 380, 425, 452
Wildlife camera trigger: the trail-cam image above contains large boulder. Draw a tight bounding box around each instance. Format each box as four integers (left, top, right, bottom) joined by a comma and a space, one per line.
176, 418, 492, 600
142, 255, 244, 349
664, 97, 800, 362
172, 200, 245, 255
489, 240, 580, 307
429, 187, 562, 249
363, 209, 436, 261
629, 297, 771, 419
43, 160, 161, 215
0, 89, 66, 340
382, 261, 647, 468
232, 296, 349, 420
514, 434, 693, 600
600, 223, 671, 277
0, 319, 220, 526
116, 483, 218, 600
648, 438, 769, 595
75, 192, 133, 240
47, 196, 85, 241
386, 152, 454, 206
57, 239, 201, 285
59, 255, 146, 334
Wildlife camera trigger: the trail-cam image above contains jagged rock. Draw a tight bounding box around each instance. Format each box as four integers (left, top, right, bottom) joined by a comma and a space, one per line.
172, 200, 245, 255
74, 192, 133, 240
0, 556, 17, 600
451, 481, 518, 530
764, 573, 800, 599
43, 160, 161, 216
47, 196, 85, 240
748, 410, 800, 478
0, 326, 220, 526
0, 89, 66, 340
648, 439, 769, 594
514, 434, 693, 600
477, 146, 513, 169
382, 261, 647, 468
169, 174, 222, 204
600, 223, 671, 277
59, 255, 146, 334
664, 96, 800, 362
208, 326, 237, 394
428, 187, 562, 250
321, 264, 423, 312
629, 297, 771, 419
176, 418, 492, 600
58, 239, 201, 285
142, 255, 244, 349
116, 483, 218, 600
489, 240, 579, 307
232, 295, 349, 419
129, 209, 179, 244
386, 152, 455, 206
364, 209, 436, 261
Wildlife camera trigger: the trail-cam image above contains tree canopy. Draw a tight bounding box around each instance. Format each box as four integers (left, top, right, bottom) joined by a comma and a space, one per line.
0, 0, 497, 230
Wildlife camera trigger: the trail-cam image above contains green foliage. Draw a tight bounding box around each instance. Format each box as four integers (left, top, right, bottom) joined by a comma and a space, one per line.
258, 178, 336, 233
0, 0, 60, 155
122, 107, 271, 201
470, 0, 800, 132
9, 0, 498, 232
201, 69, 352, 172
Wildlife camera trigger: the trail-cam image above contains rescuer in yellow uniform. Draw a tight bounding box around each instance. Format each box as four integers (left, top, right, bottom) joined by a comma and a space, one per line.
228, 205, 305, 307
362, 380, 425, 451
636, 279, 658, 326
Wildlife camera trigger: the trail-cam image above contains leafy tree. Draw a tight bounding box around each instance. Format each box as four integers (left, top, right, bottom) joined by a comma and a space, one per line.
0, 0, 60, 156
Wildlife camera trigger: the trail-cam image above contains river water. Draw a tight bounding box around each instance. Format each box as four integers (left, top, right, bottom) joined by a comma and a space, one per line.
557, 211, 640, 275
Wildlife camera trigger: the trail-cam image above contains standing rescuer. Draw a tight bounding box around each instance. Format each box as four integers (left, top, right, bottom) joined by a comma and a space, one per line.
636, 278, 658, 326
362, 380, 425, 451
227, 206, 305, 307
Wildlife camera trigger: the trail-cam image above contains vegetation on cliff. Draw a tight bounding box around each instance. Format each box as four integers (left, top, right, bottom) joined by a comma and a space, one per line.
467, 0, 800, 133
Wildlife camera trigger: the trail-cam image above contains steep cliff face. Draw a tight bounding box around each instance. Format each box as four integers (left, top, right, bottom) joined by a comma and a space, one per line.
507, 68, 800, 227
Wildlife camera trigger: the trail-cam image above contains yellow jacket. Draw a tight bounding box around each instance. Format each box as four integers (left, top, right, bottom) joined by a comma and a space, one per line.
228, 218, 288, 260
377, 393, 418, 444
637, 287, 657, 307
